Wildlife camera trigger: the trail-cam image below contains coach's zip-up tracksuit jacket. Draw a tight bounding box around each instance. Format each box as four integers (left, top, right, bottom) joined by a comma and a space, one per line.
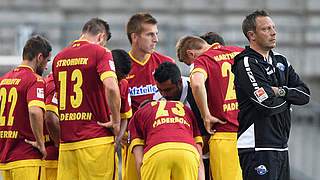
231, 46, 310, 154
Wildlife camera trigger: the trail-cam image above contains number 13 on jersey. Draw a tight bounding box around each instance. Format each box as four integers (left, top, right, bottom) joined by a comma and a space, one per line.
58, 69, 83, 110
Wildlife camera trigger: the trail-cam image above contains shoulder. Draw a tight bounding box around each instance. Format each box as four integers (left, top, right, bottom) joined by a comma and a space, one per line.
152, 52, 175, 63
119, 79, 129, 89
226, 45, 244, 52
273, 51, 290, 67
33, 73, 45, 84
44, 72, 53, 83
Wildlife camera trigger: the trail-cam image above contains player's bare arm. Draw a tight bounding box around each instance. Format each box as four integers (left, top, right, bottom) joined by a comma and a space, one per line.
191, 72, 226, 134
197, 143, 205, 180
103, 77, 121, 136
45, 110, 60, 147
132, 145, 144, 180
115, 118, 129, 149
26, 106, 47, 160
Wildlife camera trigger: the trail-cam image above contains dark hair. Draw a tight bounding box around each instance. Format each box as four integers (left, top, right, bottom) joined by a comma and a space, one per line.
242, 9, 270, 40
139, 99, 155, 109
111, 49, 131, 75
154, 62, 181, 85
22, 35, 52, 61
200, 32, 225, 46
81, 18, 111, 41
126, 13, 157, 44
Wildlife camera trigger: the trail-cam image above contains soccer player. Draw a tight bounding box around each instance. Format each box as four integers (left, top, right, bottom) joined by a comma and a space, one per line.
52, 18, 121, 179
232, 10, 310, 180
128, 100, 204, 180
126, 12, 175, 113
153, 61, 207, 179
124, 12, 175, 180
44, 72, 59, 180
176, 35, 243, 180
0, 35, 52, 180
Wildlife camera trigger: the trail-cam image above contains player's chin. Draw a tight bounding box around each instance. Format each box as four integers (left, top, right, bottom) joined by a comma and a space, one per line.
148, 49, 155, 54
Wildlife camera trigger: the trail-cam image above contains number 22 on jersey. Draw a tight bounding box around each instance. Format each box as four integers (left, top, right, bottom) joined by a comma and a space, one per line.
0, 87, 18, 126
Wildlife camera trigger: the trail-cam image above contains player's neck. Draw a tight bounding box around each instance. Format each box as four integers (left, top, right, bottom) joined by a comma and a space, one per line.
130, 48, 150, 63
21, 60, 36, 72
250, 43, 270, 59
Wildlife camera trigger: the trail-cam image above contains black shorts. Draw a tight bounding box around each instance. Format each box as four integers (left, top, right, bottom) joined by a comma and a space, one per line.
239, 150, 289, 180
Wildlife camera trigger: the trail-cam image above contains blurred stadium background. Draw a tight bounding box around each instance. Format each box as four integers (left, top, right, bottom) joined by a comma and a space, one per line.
0, 0, 319, 179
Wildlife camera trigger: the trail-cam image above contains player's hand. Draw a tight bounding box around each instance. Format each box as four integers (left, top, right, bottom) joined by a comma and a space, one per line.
25, 139, 47, 160
121, 133, 129, 147
272, 87, 279, 97
203, 115, 226, 134
97, 120, 120, 136
97, 121, 113, 128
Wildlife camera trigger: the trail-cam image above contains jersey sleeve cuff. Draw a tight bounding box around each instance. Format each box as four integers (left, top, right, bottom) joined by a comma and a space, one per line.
194, 136, 204, 148
190, 68, 208, 81
120, 109, 132, 119
100, 71, 117, 82
28, 100, 46, 111
45, 104, 59, 116
129, 138, 144, 153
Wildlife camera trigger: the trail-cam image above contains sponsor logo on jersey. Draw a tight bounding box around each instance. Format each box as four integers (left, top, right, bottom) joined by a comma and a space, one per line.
276, 63, 285, 71
244, 57, 259, 90
265, 67, 274, 75
129, 84, 158, 96
255, 165, 268, 175
254, 87, 268, 102
37, 88, 44, 99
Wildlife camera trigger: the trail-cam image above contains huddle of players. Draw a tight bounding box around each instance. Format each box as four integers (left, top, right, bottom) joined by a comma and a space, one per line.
0, 9, 310, 180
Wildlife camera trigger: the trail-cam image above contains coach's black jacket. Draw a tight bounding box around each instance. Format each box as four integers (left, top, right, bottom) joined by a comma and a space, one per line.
231, 46, 310, 154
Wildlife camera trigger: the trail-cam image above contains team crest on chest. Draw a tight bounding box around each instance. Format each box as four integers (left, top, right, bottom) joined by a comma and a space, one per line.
276, 63, 285, 71
255, 165, 268, 175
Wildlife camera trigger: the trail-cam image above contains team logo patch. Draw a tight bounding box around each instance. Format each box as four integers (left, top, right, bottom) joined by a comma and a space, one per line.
37, 88, 44, 99
255, 165, 268, 175
276, 63, 285, 71
109, 60, 115, 71
254, 87, 268, 102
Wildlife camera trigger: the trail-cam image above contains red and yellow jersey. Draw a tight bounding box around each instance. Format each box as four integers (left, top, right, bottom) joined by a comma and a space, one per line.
127, 52, 175, 113
52, 40, 117, 143
44, 72, 58, 116
128, 101, 202, 155
190, 43, 244, 132
119, 79, 132, 119
0, 65, 46, 163
44, 73, 59, 161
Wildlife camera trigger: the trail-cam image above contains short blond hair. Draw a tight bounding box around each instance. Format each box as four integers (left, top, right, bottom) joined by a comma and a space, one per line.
176, 35, 206, 62
126, 13, 157, 44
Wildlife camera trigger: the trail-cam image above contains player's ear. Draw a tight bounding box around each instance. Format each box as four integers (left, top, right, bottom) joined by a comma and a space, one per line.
186, 50, 194, 59
131, 33, 137, 43
97, 33, 106, 46
247, 30, 255, 41
36, 53, 43, 63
